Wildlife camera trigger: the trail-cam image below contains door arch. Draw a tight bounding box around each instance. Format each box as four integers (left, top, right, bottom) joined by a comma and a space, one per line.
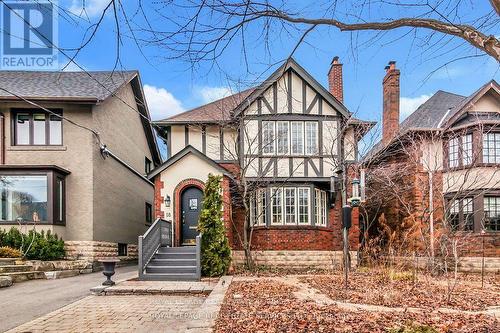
180, 186, 203, 245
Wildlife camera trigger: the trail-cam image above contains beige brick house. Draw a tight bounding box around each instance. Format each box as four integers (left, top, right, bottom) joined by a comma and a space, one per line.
0, 71, 160, 266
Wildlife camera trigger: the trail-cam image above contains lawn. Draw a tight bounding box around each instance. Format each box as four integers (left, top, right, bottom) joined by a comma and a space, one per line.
214, 268, 499, 332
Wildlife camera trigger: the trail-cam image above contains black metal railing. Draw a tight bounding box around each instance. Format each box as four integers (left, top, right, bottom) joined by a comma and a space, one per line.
138, 218, 172, 279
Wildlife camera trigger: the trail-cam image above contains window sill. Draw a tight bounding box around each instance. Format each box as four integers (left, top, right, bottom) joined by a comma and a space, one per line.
8, 146, 67, 151
253, 225, 332, 231
0, 221, 62, 226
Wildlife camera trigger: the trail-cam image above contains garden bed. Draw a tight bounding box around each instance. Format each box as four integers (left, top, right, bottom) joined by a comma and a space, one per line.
214, 278, 498, 332
301, 269, 499, 311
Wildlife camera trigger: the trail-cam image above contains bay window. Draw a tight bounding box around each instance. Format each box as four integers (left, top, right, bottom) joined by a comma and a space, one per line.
251, 186, 327, 227
13, 109, 63, 146
0, 168, 67, 224
483, 133, 500, 164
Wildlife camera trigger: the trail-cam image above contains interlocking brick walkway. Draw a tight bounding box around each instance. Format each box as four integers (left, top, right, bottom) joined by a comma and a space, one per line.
6, 295, 206, 333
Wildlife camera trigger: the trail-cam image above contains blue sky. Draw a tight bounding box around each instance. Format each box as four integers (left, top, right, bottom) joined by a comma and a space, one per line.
54, 1, 498, 137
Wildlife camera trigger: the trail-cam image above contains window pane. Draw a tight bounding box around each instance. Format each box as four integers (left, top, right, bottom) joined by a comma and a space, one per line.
321, 191, 327, 226
258, 189, 267, 225
291, 122, 304, 154
49, 115, 62, 145
33, 113, 46, 145
462, 134, 472, 166
277, 121, 289, 154
271, 188, 283, 224
0, 175, 48, 221
55, 178, 64, 222
284, 188, 296, 224
484, 197, 500, 231
305, 122, 318, 155
298, 188, 309, 224
448, 138, 459, 168
16, 114, 30, 145
463, 197, 474, 231
448, 199, 460, 231
315, 189, 321, 225
483, 133, 499, 164
262, 121, 275, 154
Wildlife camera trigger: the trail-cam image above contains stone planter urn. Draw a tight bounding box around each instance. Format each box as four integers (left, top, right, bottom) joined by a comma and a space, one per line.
98, 258, 120, 286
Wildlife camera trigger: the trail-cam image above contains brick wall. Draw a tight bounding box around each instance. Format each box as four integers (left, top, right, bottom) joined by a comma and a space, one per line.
153, 176, 165, 219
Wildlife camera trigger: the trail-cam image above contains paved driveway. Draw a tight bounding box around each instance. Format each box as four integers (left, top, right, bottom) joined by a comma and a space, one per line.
0, 265, 138, 332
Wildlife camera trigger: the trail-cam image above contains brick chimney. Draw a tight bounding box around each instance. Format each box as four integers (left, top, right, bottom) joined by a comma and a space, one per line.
382, 61, 400, 145
328, 56, 343, 103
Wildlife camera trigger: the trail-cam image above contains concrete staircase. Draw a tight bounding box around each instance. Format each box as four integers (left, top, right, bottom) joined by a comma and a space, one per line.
143, 246, 198, 281
0, 258, 45, 283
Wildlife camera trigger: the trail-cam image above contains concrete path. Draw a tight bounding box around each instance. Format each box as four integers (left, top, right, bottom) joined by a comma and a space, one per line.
0, 265, 138, 332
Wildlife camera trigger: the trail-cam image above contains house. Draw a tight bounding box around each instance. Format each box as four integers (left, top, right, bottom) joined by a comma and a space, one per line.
363, 62, 499, 270
148, 57, 374, 274
0, 71, 161, 267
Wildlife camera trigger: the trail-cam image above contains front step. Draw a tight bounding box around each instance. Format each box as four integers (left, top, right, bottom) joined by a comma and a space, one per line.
154, 252, 196, 259
140, 273, 198, 281
146, 265, 197, 274
0, 264, 33, 273
157, 246, 196, 254
148, 258, 196, 266
0, 271, 45, 283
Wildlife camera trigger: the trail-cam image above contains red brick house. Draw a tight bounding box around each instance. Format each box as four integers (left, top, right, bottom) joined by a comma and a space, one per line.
147, 58, 373, 274
363, 62, 499, 271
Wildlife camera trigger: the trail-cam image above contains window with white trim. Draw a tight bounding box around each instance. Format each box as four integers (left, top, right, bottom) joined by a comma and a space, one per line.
298, 188, 310, 224
262, 121, 275, 154
277, 121, 289, 154
462, 134, 473, 166
483, 133, 500, 164
305, 122, 318, 155
291, 122, 304, 155
284, 188, 296, 224
448, 137, 459, 168
484, 197, 500, 231
321, 190, 327, 226
257, 188, 267, 226
315, 189, 321, 227
271, 187, 283, 224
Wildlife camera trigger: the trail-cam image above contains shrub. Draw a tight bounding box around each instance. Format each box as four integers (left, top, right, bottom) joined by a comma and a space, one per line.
0, 246, 22, 258
386, 269, 415, 282
0, 227, 65, 260
387, 322, 438, 333
198, 174, 231, 277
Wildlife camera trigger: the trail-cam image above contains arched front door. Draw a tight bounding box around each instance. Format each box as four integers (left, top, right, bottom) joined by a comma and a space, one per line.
181, 186, 203, 245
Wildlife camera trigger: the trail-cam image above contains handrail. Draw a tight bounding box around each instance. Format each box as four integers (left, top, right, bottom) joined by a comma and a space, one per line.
138, 218, 172, 280
195, 232, 202, 280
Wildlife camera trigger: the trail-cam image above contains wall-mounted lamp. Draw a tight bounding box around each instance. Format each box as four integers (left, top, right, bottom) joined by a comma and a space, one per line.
348, 178, 361, 207
164, 195, 171, 207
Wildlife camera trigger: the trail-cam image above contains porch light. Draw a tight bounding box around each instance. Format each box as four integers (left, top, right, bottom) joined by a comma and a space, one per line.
164, 195, 171, 207
348, 178, 361, 207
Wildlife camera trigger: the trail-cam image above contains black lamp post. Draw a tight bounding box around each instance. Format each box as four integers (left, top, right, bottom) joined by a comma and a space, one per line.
99, 258, 120, 286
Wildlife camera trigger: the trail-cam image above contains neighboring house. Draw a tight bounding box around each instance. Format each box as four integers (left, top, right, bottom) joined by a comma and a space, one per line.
0, 71, 161, 266
149, 57, 373, 269
363, 61, 499, 265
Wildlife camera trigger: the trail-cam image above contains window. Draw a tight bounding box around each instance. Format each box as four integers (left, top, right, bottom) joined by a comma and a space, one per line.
463, 197, 474, 231
118, 243, 128, 256
291, 122, 304, 155
145, 202, 152, 224
448, 137, 459, 168
277, 121, 289, 154
284, 188, 296, 224
262, 121, 275, 154
257, 188, 267, 225
13, 110, 63, 146
145, 157, 152, 174
271, 187, 283, 224
305, 122, 318, 155
462, 134, 472, 166
483, 133, 500, 164
0, 170, 66, 224
298, 188, 310, 224
449, 199, 460, 231
321, 191, 327, 226
250, 192, 257, 225
484, 197, 500, 231
448, 197, 474, 232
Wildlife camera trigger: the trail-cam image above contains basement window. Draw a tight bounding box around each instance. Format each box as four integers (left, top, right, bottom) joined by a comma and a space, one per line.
118, 243, 128, 256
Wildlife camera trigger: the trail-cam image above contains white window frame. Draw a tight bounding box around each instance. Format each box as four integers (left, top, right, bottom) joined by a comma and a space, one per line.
291, 121, 304, 155
276, 121, 290, 155
271, 187, 283, 225
297, 187, 310, 225
257, 188, 267, 226
305, 121, 318, 155
262, 121, 275, 155
284, 188, 296, 225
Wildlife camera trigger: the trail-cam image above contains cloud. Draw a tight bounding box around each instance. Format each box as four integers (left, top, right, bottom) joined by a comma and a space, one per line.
195, 86, 233, 104
400, 94, 432, 120
69, 0, 110, 18
143, 84, 184, 121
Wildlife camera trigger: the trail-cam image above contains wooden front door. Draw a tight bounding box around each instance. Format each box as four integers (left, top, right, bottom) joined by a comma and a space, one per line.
181, 186, 203, 245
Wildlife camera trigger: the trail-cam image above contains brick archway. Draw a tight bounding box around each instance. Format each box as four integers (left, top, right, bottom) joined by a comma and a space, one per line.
173, 178, 205, 246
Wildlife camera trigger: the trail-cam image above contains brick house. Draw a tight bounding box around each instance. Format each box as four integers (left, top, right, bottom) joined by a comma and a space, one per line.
0, 71, 161, 267
149, 57, 374, 269
363, 62, 499, 269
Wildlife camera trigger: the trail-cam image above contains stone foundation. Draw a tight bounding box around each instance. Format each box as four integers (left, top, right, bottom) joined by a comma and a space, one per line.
65, 241, 138, 271
232, 250, 358, 269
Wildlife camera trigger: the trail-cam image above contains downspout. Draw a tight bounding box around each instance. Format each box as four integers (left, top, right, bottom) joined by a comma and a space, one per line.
0, 113, 5, 164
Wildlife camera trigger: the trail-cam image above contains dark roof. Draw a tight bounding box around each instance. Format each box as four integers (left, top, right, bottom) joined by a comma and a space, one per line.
148, 145, 232, 179
0, 70, 137, 102
400, 90, 466, 130
155, 88, 255, 124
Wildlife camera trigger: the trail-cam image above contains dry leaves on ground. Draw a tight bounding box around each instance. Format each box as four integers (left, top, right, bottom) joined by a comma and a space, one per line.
301, 270, 499, 311
214, 279, 499, 333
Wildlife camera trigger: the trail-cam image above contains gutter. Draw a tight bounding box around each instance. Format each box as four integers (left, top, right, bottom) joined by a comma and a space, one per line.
100, 145, 154, 186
